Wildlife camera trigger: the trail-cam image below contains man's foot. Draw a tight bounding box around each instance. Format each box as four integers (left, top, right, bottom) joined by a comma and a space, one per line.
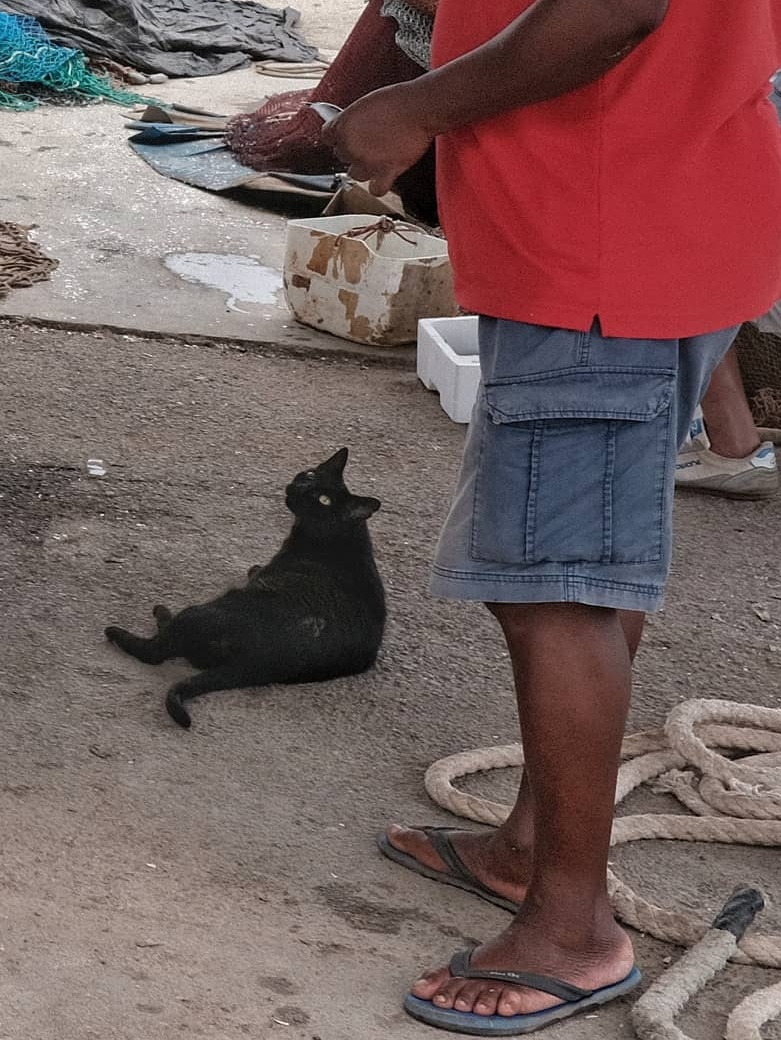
384, 824, 531, 907
410, 906, 635, 1019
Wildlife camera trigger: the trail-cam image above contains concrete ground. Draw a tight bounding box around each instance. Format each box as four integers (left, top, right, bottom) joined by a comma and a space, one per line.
0, 0, 372, 356
1, 4, 781, 1039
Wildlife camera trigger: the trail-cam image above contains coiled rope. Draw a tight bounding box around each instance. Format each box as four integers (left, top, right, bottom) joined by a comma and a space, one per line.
424, 698, 781, 1037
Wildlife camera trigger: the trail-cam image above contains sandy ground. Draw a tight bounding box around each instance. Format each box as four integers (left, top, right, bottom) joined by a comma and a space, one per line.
0, 319, 779, 1040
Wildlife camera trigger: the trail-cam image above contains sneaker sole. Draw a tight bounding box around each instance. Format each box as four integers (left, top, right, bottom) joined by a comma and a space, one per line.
675, 480, 778, 501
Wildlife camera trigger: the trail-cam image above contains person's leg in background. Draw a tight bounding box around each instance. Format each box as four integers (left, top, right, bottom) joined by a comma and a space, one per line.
700, 344, 764, 457
676, 345, 779, 499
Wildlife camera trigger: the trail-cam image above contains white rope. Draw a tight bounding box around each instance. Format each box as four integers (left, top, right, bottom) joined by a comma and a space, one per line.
632, 930, 739, 1040
423, 698, 781, 1037
253, 59, 330, 79
725, 981, 781, 1040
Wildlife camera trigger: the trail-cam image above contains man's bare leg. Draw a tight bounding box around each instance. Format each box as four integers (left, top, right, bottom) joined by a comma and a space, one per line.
385, 608, 645, 908
409, 602, 635, 1017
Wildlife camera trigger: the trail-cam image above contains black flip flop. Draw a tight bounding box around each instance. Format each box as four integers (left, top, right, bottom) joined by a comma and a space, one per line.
376, 828, 520, 913
404, 947, 642, 1035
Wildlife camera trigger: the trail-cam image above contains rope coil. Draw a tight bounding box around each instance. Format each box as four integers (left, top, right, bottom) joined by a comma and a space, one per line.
425, 700, 781, 965
424, 698, 781, 1036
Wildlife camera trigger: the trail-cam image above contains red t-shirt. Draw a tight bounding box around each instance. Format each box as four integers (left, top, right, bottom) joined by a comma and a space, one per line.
432, 1, 781, 338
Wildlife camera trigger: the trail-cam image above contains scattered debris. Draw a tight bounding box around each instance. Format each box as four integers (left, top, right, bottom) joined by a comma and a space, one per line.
87, 745, 112, 759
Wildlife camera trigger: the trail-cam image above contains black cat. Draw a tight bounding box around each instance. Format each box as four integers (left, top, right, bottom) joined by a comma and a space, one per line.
105, 448, 386, 729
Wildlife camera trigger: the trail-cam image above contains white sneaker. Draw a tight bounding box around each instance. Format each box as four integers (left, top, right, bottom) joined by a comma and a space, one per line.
675, 439, 779, 499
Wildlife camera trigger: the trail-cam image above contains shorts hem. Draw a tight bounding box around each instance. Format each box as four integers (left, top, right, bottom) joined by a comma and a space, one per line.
430, 566, 664, 612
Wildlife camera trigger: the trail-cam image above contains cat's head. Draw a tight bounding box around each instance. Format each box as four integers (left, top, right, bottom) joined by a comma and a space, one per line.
285, 448, 381, 528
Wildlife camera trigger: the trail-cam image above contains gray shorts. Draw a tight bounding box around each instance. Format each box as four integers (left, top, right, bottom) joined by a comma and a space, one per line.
431, 319, 738, 612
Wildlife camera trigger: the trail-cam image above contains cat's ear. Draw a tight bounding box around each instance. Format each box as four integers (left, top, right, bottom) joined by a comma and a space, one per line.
345, 495, 381, 521
321, 447, 349, 475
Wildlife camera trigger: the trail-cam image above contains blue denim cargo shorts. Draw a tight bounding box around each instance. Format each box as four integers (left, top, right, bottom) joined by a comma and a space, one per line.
431, 318, 739, 612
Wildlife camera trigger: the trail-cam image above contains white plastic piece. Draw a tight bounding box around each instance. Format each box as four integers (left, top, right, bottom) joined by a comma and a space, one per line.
86, 458, 107, 478
417, 315, 481, 423
306, 102, 343, 123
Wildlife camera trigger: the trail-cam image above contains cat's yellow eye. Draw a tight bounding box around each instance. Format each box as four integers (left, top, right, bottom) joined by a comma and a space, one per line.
319, 494, 332, 506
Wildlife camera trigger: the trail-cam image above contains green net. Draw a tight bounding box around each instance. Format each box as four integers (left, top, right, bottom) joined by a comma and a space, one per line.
0, 13, 153, 110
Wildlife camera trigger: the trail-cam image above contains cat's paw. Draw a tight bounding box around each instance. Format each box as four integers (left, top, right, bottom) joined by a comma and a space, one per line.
104, 625, 125, 644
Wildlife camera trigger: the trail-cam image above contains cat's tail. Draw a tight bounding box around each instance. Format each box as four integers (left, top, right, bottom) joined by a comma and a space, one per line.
165, 668, 239, 730
165, 685, 193, 729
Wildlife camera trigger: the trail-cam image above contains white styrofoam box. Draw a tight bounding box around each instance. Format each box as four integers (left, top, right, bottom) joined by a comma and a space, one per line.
284, 215, 457, 346
417, 315, 480, 423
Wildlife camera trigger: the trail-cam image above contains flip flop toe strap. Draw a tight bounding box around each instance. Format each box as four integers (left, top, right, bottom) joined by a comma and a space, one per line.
423, 828, 512, 904
449, 949, 594, 1003
424, 829, 479, 884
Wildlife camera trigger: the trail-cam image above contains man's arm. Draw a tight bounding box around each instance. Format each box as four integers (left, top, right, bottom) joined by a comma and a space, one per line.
323, 0, 669, 195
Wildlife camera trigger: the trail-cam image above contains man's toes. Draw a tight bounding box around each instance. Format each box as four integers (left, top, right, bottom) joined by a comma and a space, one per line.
472, 984, 502, 1016
387, 824, 446, 872
496, 986, 556, 1017
411, 970, 564, 1019
430, 977, 470, 1009
454, 980, 498, 1014
411, 965, 451, 1000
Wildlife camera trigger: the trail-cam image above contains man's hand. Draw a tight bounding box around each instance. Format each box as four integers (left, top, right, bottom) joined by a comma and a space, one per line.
327, 0, 667, 162
321, 84, 434, 197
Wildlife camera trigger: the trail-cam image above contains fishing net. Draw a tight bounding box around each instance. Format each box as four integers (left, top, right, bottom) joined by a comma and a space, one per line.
225, 0, 438, 223
0, 13, 151, 110
734, 321, 781, 432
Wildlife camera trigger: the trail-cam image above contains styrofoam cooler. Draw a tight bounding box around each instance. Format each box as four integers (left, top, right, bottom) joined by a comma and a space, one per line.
284, 215, 457, 346
417, 315, 480, 423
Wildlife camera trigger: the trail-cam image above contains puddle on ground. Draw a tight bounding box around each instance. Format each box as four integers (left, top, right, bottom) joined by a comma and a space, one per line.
164, 252, 283, 312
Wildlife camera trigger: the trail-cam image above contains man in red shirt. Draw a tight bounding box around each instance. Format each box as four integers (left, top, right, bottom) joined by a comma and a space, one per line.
324, 1, 781, 1033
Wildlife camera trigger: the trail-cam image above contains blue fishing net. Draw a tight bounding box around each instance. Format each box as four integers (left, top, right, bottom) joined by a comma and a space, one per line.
0, 12, 151, 109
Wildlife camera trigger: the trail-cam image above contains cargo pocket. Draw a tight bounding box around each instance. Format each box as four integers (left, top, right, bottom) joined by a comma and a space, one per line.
471, 367, 677, 566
